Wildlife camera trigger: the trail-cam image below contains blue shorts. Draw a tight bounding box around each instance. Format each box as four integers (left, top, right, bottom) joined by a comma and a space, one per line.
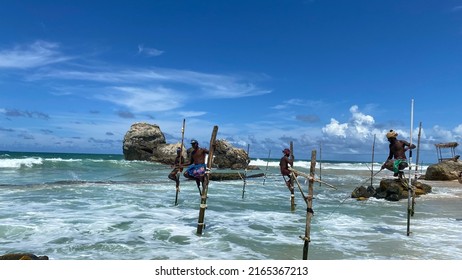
187, 164, 207, 179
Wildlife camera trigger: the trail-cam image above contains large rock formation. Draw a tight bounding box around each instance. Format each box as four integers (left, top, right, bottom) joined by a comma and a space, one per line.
424, 160, 462, 180
122, 123, 253, 169
214, 139, 250, 169
351, 179, 432, 201
122, 123, 185, 164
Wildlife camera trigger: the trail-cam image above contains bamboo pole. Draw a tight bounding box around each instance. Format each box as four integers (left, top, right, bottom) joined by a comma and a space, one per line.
262, 149, 271, 185
175, 119, 186, 206
242, 144, 250, 198
371, 134, 376, 188
319, 142, 322, 187
196, 125, 218, 235
302, 149, 316, 260
411, 122, 422, 217
290, 141, 295, 211
414, 122, 422, 181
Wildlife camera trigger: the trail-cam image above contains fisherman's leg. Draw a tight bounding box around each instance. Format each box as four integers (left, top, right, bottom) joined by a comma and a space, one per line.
168, 171, 176, 181
175, 173, 180, 191
195, 178, 202, 196
285, 176, 294, 193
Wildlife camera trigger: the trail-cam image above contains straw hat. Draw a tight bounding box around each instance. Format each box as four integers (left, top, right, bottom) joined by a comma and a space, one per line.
386, 130, 398, 139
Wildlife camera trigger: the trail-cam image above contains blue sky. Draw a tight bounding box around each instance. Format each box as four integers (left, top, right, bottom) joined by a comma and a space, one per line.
1, 0, 462, 163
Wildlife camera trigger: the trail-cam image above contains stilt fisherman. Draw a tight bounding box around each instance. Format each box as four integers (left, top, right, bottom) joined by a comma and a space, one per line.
381, 130, 416, 179
279, 148, 294, 194
183, 139, 209, 195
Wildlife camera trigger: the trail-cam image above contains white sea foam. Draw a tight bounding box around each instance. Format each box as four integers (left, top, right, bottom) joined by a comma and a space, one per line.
251, 159, 428, 172
0, 157, 43, 168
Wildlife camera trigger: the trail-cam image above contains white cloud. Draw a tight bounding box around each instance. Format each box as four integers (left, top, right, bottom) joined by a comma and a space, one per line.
138, 44, 164, 57
350, 105, 374, 126
322, 105, 376, 140
0, 41, 71, 69
322, 118, 348, 138
178, 111, 207, 118
98, 86, 183, 112
31, 67, 269, 99
453, 124, 462, 135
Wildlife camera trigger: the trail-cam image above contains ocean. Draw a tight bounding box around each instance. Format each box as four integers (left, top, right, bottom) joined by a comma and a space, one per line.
1, 151, 461, 260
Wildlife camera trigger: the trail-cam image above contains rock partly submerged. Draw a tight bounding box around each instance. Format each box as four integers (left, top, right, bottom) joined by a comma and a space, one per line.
351, 178, 432, 201
0, 253, 49, 260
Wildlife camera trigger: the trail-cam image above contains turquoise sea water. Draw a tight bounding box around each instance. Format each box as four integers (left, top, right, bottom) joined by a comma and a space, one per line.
1, 151, 461, 260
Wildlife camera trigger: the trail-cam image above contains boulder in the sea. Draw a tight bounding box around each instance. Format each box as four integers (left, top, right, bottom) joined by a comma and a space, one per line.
424, 160, 462, 181
0, 253, 49, 260
351, 179, 432, 201
214, 139, 251, 169
351, 185, 376, 199
123, 122, 166, 161
122, 123, 185, 164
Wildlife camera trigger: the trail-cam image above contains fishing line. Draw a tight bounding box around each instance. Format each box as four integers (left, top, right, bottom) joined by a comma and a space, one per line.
325, 168, 384, 218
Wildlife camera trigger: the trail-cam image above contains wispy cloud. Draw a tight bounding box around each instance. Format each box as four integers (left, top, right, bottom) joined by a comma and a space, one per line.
98, 86, 183, 112
116, 110, 136, 119
138, 44, 164, 57
271, 98, 324, 110
0, 127, 15, 132
35, 67, 270, 99
452, 5, 462, 12
0, 41, 269, 102
0, 108, 50, 120
296, 114, 320, 123
0, 41, 71, 69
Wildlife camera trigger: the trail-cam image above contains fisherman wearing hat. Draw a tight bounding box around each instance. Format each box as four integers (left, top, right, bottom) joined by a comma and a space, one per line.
183, 139, 209, 195
279, 148, 295, 193
168, 147, 185, 192
381, 130, 416, 179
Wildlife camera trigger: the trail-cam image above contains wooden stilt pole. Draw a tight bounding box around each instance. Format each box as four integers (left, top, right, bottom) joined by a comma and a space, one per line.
319, 142, 322, 187
262, 149, 271, 185
242, 144, 250, 198
175, 119, 186, 206
290, 141, 295, 211
196, 126, 218, 235
412, 122, 422, 216
414, 122, 422, 181
407, 99, 414, 236
302, 150, 316, 260
371, 134, 376, 188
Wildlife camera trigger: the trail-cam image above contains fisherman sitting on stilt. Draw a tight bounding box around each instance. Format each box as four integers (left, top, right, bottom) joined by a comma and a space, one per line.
381, 130, 416, 180
183, 139, 209, 195
280, 148, 295, 193
168, 147, 185, 192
